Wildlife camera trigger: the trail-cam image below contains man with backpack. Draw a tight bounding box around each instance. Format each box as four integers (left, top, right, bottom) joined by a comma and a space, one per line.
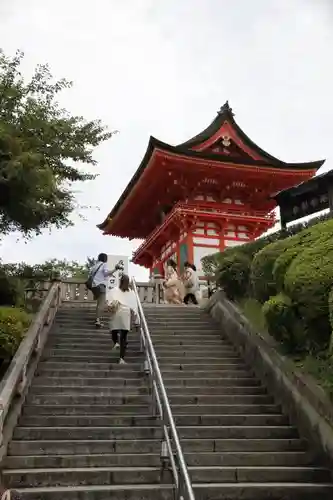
86, 253, 122, 328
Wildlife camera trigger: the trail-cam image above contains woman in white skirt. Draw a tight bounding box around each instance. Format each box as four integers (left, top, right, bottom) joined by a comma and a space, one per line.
107, 274, 139, 364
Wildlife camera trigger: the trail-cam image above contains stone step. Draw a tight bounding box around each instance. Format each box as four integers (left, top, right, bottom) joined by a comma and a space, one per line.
5, 450, 312, 469
42, 346, 237, 358
19, 414, 289, 428
53, 319, 215, 327
53, 326, 222, 335
28, 385, 266, 396
58, 308, 202, 315
43, 350, 241, 362
26, 394, 151, 406
36, 365, 147, 377
22, 403, 281, 415
8, 438, 307, 456
55, 311, 207, 318
31, 376, 261, 388
26, 394, 273, 406
13, 425, 298, 441
45, 349, 237, 359
29, 386, 151, 396
48, 335, 227, 345
36, 367, 254, 378
46, 343, 234, 354
38, 361, 249, 371
41, 353, 145, 363
14, 484, 173, 500
32, 376, 147, 387
12, 482, 333, 500
40, 359, 146, 368
23, 405, 151, 415
146, 324, 218, 328
4, 465, 330, 488
51, 329, 225, 338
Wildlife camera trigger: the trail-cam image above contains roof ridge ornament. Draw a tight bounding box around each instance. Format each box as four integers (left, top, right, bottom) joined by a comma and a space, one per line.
218, 101, 234, 117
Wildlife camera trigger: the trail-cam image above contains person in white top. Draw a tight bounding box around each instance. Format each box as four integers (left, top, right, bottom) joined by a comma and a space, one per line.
88, 253, 121, 328
183, 262, 200, 305
107, 274, 139, 364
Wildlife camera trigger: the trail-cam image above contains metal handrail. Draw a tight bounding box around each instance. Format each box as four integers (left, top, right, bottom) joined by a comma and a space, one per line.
131, 279, 196, 500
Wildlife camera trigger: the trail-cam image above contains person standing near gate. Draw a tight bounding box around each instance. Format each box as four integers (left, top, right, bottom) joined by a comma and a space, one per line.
183, 262, 200, 305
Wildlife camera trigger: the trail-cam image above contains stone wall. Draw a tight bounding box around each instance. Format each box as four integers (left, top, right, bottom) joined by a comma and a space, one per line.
205, 290, 333, 469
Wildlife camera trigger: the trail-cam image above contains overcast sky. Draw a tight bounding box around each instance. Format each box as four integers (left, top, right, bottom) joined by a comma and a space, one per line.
0, 0, 331, 279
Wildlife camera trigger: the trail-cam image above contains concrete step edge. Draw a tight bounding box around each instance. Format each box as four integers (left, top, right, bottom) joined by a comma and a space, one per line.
15, 425, 296, 431
15, 483, 333, 493
4, 465, 327, 474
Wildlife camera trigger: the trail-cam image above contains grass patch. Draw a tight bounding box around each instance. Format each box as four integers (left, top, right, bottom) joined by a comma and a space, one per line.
238, 297, 333, 401
237, 298, 268, 334
293, 352, 333, 400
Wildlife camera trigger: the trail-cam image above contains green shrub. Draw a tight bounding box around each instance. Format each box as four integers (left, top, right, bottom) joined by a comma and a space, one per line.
0, 263, 27, 307
250, 219, 333, 304
250, 239, 293, 303
273, 248, 301, 293
284, 220, 333, 350
215, 252, 251, 300
262, 294, 299, 351
329, 287, 333, 353
276, 220, 333, 293
0, 307, 31, 359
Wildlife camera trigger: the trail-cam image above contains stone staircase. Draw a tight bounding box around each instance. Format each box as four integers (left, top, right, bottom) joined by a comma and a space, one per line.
2, 304, 333, 499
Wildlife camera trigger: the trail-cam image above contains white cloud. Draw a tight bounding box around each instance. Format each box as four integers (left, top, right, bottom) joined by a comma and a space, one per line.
0, 0, 332, 280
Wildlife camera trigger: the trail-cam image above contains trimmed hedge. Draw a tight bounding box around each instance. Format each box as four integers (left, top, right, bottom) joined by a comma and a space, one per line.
215, 253, 251, 300
251, 220, 333, 304
273, 247, 300, 293
202, 212, 333, 354
329, 287, 333, 353
0, 307, 31, 359
284, 222, 333, 349
250, 239, 294, 303
262, 293, 299, 351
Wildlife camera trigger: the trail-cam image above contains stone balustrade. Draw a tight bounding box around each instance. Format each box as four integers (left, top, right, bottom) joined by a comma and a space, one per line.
24, 278, 165, 306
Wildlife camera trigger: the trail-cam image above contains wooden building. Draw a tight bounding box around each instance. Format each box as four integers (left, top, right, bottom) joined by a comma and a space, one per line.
98, 102, 324, 277
273, 169, 331, 229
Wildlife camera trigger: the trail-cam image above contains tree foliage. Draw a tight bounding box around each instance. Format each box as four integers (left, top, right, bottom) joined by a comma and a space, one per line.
0, 50, 114, 236
0, 258, 91, 280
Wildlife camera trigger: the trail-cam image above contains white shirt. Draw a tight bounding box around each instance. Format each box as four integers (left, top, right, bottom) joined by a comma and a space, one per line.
90, 262, 109, 287
107, 287, 140, 330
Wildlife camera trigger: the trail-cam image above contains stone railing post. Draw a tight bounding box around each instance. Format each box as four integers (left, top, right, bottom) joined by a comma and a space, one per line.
153, 274, 164, 304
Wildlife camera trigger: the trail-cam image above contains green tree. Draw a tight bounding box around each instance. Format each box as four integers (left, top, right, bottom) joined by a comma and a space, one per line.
0, 49, 115, 236
0, 258, 90, 280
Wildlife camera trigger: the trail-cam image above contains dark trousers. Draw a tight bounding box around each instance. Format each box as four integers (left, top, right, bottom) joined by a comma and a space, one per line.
111, 329, 128, 359
184, 293, 198, 305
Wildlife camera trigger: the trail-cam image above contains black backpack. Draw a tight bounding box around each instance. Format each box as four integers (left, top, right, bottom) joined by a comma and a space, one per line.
85, 263, 103, 291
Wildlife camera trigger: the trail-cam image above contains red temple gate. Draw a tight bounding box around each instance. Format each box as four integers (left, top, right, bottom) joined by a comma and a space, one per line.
98, 102, 324, 278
